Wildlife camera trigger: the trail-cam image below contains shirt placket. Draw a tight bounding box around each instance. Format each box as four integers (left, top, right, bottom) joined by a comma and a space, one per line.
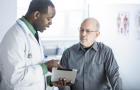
83, 50, 90, 90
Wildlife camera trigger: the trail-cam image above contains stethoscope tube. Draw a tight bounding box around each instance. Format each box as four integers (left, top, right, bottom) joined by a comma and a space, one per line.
16, 21, 32, 58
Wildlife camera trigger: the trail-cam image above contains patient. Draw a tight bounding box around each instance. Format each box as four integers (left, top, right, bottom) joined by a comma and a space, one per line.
59, 18, 122, 90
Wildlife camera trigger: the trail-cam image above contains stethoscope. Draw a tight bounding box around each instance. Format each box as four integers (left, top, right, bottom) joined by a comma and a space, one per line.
16, 21, 32, 59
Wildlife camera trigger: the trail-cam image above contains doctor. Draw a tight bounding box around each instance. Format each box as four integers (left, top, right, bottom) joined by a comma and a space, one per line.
0, 0, 71, 90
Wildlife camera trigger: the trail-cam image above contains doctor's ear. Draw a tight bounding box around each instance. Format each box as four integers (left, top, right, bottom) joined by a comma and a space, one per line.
33, 11, 40, 20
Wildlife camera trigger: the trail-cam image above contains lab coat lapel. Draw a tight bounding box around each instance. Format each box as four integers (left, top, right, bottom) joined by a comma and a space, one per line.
17, 19, 43, 60
17, 19, 40, 45
28, 32, 39, 45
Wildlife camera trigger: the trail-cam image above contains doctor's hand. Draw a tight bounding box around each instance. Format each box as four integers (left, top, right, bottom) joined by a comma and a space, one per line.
51, 78, 72, 88
44, 60, 63, 72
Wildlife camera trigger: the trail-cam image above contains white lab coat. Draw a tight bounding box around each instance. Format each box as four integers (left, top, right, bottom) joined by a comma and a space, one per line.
0, 19, 46, 90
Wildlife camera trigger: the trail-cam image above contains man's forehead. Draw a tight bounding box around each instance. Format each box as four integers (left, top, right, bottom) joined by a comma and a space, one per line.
47, 6, 55, 17
81, 21, 97, 28
83, 19, 97, 24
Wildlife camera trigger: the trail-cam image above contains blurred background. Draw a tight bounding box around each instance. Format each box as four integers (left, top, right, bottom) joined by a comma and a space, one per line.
0, 0, 140, 90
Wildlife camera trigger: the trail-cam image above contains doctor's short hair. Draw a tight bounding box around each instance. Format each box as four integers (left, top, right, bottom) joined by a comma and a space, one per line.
27, 0, 55, 14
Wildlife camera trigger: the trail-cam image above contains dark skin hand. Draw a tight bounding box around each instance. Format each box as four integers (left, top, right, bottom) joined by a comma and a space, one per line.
44, 60, 63, 72
51, 78, 72, 88
44, 60, 72, 88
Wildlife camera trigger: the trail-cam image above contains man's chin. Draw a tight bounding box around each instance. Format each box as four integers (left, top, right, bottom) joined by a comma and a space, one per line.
39, 29, 46, 32
80, 42, 88, 47
40, 30, 44, 32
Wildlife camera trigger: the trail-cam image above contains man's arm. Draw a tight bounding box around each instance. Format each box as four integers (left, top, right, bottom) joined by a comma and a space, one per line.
59, 50, 72, 90
105, 48, 122, 90
60, 50, 69, 69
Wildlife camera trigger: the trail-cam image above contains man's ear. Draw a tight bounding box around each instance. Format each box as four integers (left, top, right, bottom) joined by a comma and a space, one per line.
33, 11, 40, 20
96, 32, 100, 38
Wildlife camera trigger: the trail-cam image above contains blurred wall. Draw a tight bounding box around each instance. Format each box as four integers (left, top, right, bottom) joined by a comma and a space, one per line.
0, 0, 17, 86
0, 0, 17, 44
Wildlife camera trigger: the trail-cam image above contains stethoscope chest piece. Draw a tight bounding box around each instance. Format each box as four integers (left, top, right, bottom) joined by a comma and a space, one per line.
28, 53, 32, 58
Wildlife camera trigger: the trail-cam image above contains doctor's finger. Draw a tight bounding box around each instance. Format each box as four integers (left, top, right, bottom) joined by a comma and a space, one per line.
57, 64, 64, 68
53, 60, 60, 62
66, 80, 72, 86
62, 78, 66, 86
51, 82, 57, 86
59, 78, 63, 86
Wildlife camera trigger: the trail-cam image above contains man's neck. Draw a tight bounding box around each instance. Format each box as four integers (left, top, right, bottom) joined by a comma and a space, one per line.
82, 42, 94, 49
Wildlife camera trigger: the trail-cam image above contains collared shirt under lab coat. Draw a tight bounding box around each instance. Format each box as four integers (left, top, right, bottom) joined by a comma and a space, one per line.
0, 19, 46, 90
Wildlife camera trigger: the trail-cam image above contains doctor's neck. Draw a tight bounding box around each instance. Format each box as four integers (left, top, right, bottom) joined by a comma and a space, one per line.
24, 14, 34, 26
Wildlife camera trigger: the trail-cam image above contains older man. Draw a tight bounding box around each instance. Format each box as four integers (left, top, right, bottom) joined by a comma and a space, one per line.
60, 18, 122, 90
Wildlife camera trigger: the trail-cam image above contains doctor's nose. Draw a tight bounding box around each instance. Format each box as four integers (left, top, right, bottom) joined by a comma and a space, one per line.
48, 19, 52, 25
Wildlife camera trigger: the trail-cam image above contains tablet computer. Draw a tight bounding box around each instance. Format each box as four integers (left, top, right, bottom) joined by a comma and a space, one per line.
51, 68, 77, 84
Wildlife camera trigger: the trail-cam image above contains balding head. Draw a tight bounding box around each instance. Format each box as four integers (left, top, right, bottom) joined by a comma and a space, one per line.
81, 18, 100, 31
80, 18, 100, 48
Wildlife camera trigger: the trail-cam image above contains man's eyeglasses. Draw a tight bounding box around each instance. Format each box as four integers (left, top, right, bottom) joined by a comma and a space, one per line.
80, 29, 98, 33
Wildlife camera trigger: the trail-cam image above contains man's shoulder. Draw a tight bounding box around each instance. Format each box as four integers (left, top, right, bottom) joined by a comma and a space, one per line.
64, 43, 79, 52
68, 43, 79, 49
96, 42, 112, 51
